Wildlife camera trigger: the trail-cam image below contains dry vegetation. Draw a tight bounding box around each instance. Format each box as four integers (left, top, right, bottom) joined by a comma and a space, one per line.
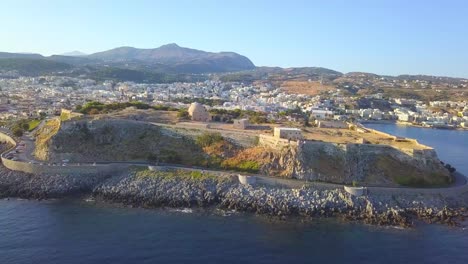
376, 155, 451, 187
34, 118, 61, 160
100, 108, 179, 124
280, 81, 335, 95
301, 127, 429, 150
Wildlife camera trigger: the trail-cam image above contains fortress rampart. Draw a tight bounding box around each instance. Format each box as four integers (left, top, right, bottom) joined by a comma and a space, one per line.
1, 130, 126, 175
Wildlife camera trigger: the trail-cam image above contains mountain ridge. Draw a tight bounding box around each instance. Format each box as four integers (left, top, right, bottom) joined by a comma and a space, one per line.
87, 43, 256, 73
0, 44, 466, 80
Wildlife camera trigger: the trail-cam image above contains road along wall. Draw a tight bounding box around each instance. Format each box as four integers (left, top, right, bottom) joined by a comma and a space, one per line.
0, 131, 16, 146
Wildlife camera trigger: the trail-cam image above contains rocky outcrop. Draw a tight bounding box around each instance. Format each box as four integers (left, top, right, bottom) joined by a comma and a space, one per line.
259, 142, 451, 187
0, 165, 109, 199
34, 118, 61, 160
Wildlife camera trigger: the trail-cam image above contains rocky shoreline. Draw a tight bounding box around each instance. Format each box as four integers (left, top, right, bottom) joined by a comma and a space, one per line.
1, 165, 467, 227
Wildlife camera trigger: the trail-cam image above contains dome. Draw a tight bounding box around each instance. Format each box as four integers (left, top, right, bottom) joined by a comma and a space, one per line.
187, 102, 210, 122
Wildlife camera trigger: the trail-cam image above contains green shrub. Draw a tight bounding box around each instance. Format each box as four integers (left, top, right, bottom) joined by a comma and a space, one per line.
236, 161, 260, 173
12, 127, 23, 137
195, 132, 224, 147
160, 149, 181, 163
177, 109, 189, 119
222, 160, 260, 173
134, 168, 226, 182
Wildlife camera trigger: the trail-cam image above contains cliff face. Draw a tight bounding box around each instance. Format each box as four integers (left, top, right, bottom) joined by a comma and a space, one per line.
34, 119, 61, 161
259, 142, 451, 187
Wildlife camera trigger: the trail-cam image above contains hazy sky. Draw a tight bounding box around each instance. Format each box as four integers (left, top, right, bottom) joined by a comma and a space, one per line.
1, 0, 468, 77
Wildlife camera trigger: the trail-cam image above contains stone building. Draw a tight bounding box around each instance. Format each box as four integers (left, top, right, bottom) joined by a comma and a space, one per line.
273, 127, 303, 140
188, 102, 210, 122
233, 118, 249, 129
315, 120, 349, 129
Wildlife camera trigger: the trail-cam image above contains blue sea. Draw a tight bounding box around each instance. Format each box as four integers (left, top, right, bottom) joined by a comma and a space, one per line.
1, 123, 468, 264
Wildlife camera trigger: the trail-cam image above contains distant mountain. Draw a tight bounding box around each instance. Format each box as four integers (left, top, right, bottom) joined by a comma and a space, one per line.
47, 55, 97, 65
88, 43, 255, 73
0, 52, 43, 59
0, 46, 465, 82
0, 58, 71, 75
59, 51, 87, 57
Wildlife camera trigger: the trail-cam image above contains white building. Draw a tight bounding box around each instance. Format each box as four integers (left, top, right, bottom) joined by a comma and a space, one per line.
310, 109, 333, 119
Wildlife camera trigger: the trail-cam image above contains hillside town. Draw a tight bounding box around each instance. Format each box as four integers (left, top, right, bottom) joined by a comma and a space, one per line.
1, 75, 468, 129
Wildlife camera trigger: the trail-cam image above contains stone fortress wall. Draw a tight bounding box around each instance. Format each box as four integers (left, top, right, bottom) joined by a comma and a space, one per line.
364, 127, 438, 159
1, 130, 126, 175
259, 131, 436, 161
258, 134, 298, 148
259, 124, 438, 161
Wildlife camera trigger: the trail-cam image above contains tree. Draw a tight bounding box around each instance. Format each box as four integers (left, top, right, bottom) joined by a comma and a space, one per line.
196, 132, 223, 147
21, 123, 29, 131
303, 112, 311, 127
12, 127, 23, 137
88, 108, 100, 115
177, 109, 189, 119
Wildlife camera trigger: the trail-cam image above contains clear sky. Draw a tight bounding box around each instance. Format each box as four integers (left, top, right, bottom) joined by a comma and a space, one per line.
1, 0, 468, 77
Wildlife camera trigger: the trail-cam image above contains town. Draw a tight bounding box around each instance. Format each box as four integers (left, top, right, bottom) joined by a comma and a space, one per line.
1, 75, 468, 130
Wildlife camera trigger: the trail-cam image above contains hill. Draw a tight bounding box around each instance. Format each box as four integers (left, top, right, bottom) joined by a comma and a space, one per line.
0, 58, 72, 75
88, 43, 255, 73
47, 55, 98, 65
219, 66, 343, 83
0, 52, 43, 59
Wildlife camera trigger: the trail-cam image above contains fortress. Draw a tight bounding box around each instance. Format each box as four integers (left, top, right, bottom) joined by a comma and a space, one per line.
0, 112, 453, 188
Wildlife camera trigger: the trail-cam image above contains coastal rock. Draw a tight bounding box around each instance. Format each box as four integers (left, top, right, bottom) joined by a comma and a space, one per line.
1, 164, 466, 227
91, 171, 468, 227
0, 165, 109, 199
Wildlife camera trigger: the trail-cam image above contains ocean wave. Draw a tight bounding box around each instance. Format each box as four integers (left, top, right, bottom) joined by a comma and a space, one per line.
170, 208, 193, 214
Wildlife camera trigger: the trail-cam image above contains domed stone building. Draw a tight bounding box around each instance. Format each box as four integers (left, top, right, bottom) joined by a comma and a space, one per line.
188, 102, 210, 122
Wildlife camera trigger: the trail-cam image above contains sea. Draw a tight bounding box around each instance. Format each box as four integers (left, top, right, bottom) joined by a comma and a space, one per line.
1, 123, 468, 264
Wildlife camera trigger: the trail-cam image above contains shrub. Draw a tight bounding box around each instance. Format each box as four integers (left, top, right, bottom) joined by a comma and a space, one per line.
12, 127, 23, 137
21, 123, 30, 130
147, 153, 158, 162
236, 161, 260, 173
177, 109, 189, 119
160, 149, 181, 163
221, 160, 260, 173
195, 132, 224, 147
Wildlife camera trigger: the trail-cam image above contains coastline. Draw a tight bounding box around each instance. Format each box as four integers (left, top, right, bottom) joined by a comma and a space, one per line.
1, 165, 467, 228
361, 120, 468, 131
